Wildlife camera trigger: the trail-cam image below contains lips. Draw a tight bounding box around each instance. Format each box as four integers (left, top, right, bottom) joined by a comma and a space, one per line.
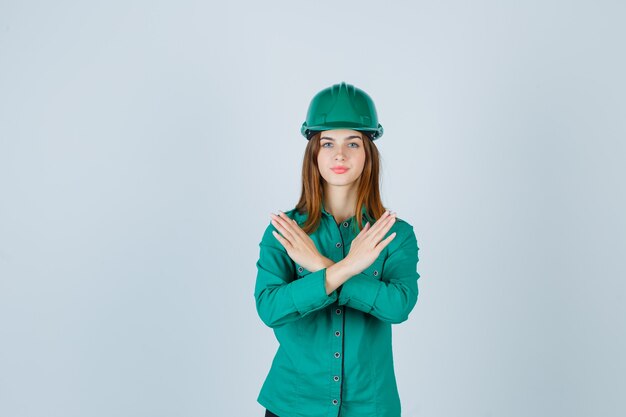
331, 167, 349, 173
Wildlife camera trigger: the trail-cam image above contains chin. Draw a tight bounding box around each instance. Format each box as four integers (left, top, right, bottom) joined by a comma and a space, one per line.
321, 171, 360, 186
326, 179, 359, 187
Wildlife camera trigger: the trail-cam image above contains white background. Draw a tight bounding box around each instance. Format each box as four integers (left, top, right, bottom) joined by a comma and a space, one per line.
1, 1, 625, 416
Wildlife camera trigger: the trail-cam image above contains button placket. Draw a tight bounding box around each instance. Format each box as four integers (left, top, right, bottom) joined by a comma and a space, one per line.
330, 327, 343, 403
331, 302, 344, 404
329, 216, 345, 406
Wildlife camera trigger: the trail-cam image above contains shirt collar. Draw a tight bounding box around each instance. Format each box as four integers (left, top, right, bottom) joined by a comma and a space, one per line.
321, 201, 332, 217
321, 201, 371, 222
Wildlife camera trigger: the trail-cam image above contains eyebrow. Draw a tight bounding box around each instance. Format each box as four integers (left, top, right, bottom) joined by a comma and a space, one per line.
320, 135, 363, 141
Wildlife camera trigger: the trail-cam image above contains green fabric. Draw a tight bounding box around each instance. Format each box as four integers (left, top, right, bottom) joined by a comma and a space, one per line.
254, 203, 420, 417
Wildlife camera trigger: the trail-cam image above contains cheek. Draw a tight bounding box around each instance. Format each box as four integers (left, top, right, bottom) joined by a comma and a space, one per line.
355, 151, 366, 167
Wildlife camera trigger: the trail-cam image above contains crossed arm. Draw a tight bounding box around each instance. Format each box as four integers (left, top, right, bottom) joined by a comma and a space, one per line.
254, 219, 420, 327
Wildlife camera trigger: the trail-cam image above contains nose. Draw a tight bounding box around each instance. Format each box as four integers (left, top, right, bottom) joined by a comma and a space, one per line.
334, 149, 346, 160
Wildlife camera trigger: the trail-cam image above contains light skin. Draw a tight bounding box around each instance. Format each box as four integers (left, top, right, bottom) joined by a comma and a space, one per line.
271, 129, 397, 295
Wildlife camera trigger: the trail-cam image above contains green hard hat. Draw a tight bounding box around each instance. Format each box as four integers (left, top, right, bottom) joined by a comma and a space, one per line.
301, 81, 384, 140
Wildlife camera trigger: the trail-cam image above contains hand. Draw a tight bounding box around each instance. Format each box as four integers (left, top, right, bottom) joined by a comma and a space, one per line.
270, 210, 325, 272
343, 210, 397, 276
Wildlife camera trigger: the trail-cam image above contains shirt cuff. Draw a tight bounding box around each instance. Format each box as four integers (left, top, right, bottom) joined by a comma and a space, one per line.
337, 273, 382, 313
291, 268, 338, 315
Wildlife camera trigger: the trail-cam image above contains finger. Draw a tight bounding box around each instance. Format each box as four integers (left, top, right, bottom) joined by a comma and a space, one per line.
278, 211, 307, 240
356, 221, 370, 236
271, 230, 292, 249
375, 231, 397, 251
275, 211, 298, 233
273, 212, 307, 246
367, 211, 395, 240
382, 212, 397, 229
370, 215, 396, 244
370, 210, 393, 233
271, 219, 296, 243
271, 213, 297, 242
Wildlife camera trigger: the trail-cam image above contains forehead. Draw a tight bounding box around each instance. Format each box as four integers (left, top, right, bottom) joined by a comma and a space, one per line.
319, 129, 363, 140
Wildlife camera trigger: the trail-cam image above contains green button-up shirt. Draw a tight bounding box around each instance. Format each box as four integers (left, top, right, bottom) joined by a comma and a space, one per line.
254, 203, 420, 417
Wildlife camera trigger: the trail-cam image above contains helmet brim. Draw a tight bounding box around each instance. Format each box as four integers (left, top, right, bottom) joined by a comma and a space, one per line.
302, 124, 382, 140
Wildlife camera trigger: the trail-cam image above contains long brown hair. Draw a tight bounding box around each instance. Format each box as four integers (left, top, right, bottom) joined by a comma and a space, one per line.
294, 131, 389, 235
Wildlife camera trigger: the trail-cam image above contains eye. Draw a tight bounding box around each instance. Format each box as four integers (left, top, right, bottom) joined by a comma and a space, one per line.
322, 142, 332, 148
348, 142, 360, 148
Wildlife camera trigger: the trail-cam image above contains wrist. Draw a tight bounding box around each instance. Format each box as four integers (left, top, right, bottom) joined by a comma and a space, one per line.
337, 256, 357, 276
325, 260, 352, 293
329, 258, 356, 280
313, 255, 335, 271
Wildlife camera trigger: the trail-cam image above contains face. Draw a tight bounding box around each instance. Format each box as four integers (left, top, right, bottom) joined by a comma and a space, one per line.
317, 129, 366, 187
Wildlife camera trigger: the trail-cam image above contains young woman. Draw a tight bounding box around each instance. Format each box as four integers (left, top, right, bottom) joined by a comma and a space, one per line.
254, 81, 421, 417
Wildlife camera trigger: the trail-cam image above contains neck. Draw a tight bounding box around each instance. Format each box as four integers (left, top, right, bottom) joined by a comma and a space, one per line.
322, 183, 359, 224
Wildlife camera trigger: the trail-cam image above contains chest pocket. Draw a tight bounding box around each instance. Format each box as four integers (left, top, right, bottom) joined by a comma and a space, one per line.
361, 255, 385, 281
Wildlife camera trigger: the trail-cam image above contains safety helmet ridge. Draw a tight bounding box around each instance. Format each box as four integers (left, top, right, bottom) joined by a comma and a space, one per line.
301, 81, 384, 140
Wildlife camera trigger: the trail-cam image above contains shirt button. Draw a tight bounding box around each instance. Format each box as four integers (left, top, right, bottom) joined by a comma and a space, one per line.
342, 221, 349, 227
335, 308, 342, 315
333, 375, 340, 382
373, 270, 378, 276
332, 399, 339, 405
335, 331, 341, 337
336, 242, 342, 248
334, 352, 341, 358
298, 266, 303, 273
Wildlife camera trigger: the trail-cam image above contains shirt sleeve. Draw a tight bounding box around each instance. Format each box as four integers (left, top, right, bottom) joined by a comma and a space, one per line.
337, 223, 420, 324
254, 222, 339, 328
